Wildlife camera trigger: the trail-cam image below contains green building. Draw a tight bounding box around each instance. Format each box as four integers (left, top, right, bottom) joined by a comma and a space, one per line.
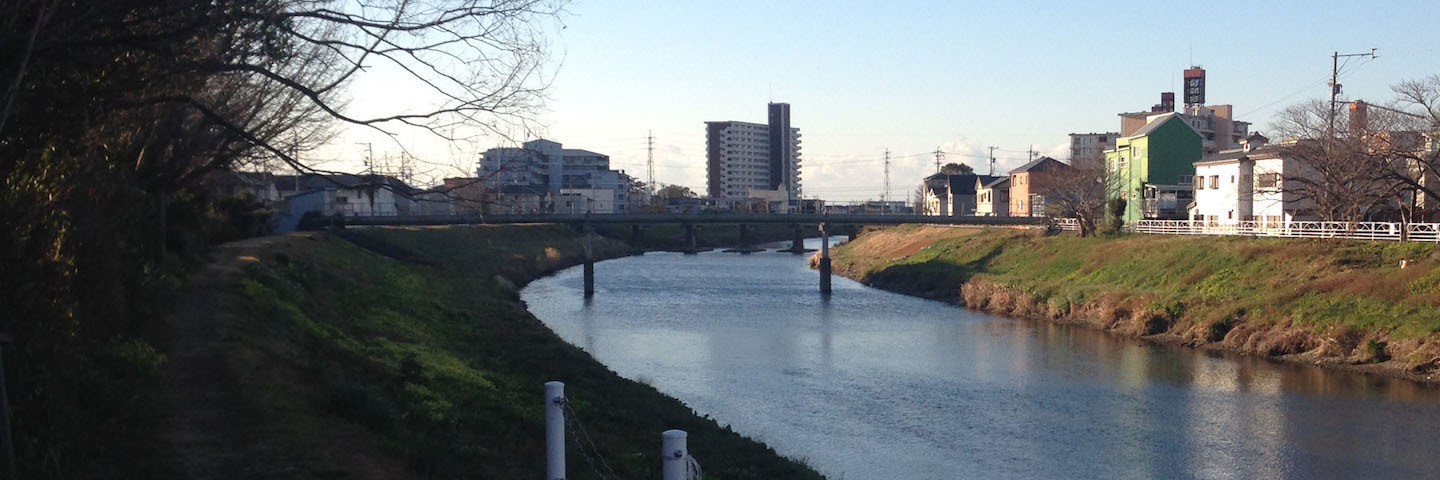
1105, 113, 1203, 222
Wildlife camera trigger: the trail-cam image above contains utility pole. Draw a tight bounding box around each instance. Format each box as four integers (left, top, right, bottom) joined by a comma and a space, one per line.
933, 147, 944, 173
1027, 145, 1038, 162
882, 149, 891, 214
646, 130, 656, 197
987, 146, 997, 176
357, 142, 374, 174
1328, 48, 1378, 141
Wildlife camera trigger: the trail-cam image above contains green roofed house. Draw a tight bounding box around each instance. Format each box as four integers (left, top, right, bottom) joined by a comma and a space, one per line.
1105, 112, 1203, 222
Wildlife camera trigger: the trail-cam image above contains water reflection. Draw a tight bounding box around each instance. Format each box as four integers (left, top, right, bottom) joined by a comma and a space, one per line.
523, 239, 1440, 480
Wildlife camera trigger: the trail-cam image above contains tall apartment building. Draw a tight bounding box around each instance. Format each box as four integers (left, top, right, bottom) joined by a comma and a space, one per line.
1069, 132, 1118, 163
706, 103, 802, 202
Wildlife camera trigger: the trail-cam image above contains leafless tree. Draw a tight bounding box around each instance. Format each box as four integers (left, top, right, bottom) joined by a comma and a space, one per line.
1270, 99, 1405, 222
1362, 76, 1440, 223
1044, 156, 1114, 236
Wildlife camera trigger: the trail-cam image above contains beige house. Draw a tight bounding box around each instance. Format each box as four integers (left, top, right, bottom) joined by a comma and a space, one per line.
975, 177, 1010, 216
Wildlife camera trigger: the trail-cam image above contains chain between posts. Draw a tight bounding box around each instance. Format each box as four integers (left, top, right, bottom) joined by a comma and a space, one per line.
684, 454, 702, 480
558, 397, 621, 480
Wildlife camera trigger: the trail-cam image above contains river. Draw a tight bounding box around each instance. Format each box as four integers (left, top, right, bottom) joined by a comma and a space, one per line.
521, 237, 1440, 479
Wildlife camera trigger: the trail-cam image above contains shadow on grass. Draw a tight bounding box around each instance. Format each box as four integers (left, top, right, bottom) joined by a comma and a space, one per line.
864, 242, 1007, 302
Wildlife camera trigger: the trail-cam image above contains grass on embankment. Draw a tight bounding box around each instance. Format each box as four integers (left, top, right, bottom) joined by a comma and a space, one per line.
223, 224, 822, 478
831, 225, 1440, 378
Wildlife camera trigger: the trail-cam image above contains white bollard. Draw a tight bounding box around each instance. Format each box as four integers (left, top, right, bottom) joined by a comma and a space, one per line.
546, 381, 566, 480
662, 429, 688, 480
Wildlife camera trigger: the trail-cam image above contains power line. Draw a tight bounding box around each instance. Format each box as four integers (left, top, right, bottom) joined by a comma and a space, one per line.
1328, 48, 1378, 139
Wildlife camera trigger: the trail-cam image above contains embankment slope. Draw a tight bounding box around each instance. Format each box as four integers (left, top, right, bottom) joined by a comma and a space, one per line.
162, 224, 821, 479
829, 225, 1440, 383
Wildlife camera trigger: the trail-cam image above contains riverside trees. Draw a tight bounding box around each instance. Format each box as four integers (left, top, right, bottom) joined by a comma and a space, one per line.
0, 1, 566, 475
1270, 76, 1440, 223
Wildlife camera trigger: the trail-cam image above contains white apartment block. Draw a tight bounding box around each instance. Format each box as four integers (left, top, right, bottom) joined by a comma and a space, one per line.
1069, 132, 1118, 162
705, 120, 802, 201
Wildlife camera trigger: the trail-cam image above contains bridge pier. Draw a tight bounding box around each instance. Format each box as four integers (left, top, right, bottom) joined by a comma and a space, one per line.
723, 223, 764, 253
681, 224, 703, 254
629, 224, 646, 254
819, 222, 832, 295
583, 225, 595, 297
777, 223, 816, 253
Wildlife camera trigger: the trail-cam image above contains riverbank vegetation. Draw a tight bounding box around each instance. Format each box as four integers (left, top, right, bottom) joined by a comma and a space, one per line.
1, 2, 571, 476
830, 226, 1440, 381
216, 225, 822, 478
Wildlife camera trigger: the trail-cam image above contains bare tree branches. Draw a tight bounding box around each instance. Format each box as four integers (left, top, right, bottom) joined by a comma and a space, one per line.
1045, 157, 1112, 236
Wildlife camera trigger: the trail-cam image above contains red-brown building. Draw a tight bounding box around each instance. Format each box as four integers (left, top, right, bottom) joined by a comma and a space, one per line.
1008, 157, 1071, 217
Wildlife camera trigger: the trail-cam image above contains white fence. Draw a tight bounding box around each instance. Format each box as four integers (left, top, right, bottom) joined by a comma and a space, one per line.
1048, 218, 1440, 242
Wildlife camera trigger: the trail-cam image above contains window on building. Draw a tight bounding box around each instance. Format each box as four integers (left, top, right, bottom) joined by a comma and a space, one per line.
1230, 175, 1235, 184
1227, 210, 1233, 219
1209, 175, 1219, 189
1257, 173, 1279, 188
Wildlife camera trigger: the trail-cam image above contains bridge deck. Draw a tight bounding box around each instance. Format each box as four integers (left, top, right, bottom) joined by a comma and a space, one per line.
309, 213, 1047, 228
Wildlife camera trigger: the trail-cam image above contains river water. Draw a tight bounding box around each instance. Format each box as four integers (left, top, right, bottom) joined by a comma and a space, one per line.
521, 237, 1440, 479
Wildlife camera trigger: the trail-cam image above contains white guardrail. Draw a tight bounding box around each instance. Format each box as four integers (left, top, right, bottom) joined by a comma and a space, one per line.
1049, 218, 1440, 242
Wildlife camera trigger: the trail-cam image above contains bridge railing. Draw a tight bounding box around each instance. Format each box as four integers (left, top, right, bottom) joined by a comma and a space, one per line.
1112, 219, 1440, 243
300, 212, 1050, 229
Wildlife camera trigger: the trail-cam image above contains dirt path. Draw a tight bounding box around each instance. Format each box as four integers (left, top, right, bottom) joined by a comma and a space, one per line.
154, 237, 288, 478
152, 234, 409, 479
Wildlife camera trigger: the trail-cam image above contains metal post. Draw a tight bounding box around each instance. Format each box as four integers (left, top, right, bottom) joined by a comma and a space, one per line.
662, 429, 688, 480
819, 223, 832, 294
545, 381, 565, 480
583, 226, 594, 297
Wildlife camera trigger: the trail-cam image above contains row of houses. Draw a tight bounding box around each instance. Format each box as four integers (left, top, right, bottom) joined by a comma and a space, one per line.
920, 156, 1070, 218
209, 171, 497, 231
1109, 105, 1438, 225
920, 66, 1439, 224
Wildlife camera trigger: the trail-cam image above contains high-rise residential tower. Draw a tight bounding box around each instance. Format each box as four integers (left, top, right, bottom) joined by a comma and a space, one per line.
706, 103, 802, 202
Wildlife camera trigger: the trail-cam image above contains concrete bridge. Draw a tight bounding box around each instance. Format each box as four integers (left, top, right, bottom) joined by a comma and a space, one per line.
309, 213, 1045, 296
314, 212, 1043, 228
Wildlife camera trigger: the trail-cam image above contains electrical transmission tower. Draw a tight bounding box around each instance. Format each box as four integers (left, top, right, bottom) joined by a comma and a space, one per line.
882, 149, 891, 214
933, 147, 944, 173
987, 146, 997, 175
646, 130, 656, 196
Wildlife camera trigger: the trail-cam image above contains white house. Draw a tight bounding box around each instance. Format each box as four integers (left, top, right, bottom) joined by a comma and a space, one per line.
975, 177, 1010, 217
1191, 135, 1314, 227
275, 174, 404, 217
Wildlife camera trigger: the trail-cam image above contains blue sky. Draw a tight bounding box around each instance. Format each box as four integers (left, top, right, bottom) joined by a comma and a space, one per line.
336, 0, 1440, 201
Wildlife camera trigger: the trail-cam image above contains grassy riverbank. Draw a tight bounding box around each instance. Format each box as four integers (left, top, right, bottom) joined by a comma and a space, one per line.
829, 225, 1440, 381
172, 224, 821, 478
